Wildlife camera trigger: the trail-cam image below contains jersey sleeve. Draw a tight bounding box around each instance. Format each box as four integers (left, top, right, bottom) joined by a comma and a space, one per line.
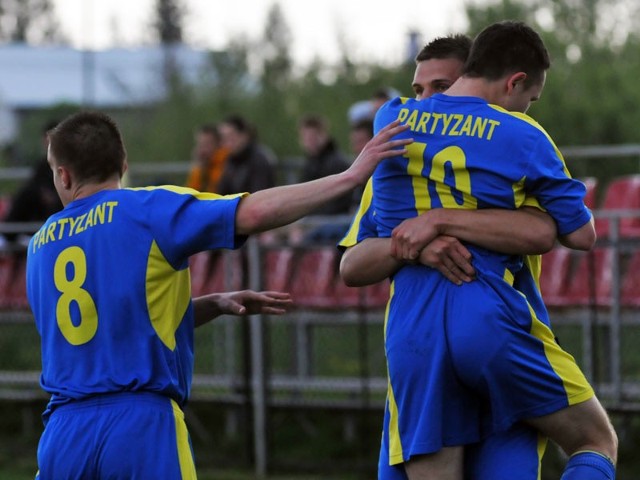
523, 136, 592, 236
144, 186, 247, 264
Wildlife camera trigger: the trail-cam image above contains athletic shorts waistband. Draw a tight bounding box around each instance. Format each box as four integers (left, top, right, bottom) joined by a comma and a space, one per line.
53, 391, 175, 412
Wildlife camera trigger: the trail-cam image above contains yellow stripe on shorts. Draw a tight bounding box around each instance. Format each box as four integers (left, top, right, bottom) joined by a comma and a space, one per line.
384, 282, 405, 465
171, 399, 197, 479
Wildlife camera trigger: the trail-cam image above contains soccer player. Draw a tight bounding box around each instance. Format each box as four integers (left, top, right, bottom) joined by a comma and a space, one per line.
352, 21, 617, 480
341, 34, 560, 480
27, 111, 411, 479
341, 34, 557, 288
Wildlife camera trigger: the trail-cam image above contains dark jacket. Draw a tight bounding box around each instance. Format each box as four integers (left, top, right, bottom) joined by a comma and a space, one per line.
300, 139, 352, 215
216, 143, 276, 195
3, 157, 63, 241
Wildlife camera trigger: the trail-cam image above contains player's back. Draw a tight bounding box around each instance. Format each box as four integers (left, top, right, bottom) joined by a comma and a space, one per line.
375, 95, 552, 231
27, 186, 242, 416
371, 93, 590, 275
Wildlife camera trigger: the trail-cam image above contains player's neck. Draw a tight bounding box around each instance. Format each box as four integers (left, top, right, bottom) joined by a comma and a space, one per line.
71, 179, 121, 202
444, 76, 501, 104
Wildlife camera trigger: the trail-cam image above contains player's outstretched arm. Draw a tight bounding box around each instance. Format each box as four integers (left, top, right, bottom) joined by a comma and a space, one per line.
235, 121, 412, 236
193, 290, 293, 327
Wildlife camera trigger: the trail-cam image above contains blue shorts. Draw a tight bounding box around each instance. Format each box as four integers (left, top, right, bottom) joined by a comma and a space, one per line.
36, 392, 196, 480
378, 422, 547, 480
382, 250, 593, 466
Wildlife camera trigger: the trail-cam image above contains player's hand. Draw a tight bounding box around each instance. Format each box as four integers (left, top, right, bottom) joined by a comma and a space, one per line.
214, 290, 293, 316
390, 212, 441, 261
418, 236, 475, 285
348, 120, 412, 184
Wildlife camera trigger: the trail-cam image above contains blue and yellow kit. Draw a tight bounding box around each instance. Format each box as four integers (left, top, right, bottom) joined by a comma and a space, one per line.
28, 186, 244, 479
364, 94, 594, 469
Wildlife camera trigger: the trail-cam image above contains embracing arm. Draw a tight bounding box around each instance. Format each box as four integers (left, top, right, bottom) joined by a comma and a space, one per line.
390, 207, 557, 260
557, 217, 596, 251
341, 206, 557, 287
340, 235, 475, 287
340, 238, 403, 287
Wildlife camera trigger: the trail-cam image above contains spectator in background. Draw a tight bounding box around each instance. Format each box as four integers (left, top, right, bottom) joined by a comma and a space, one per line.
298, 114, 352, 215
1, 119, 63, 247
371, 87, 396, 112
347, 87, 402, 125
185, 124, 228, 193
349, 118, 374, 157
347, 118, 375, 213
292, 114, 353, 245
216, 115, 276, 195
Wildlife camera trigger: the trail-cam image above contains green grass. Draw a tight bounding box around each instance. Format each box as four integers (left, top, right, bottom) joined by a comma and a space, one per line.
1, 401, 640, 479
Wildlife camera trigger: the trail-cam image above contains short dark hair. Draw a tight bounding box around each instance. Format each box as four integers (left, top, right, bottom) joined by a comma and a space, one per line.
372, 88, 392, 102
48, 111, 126, 183
463, 20, 550, 87
415, 34, 472, 64
350, 118, 374, 137
197, 123, 221, 142
42, 119, 61, 135
221, 114, 256, 141
298, 113, 329, 132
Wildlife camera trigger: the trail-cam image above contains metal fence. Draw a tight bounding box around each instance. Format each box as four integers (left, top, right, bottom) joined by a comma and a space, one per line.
1, 215, 639, 475
1, 146, 640, 476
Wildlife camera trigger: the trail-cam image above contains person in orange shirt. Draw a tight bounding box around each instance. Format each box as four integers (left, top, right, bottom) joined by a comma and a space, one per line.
185, 124, 229, 193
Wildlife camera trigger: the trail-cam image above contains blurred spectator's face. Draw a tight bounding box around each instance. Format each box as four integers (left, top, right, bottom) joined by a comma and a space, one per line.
299, 126, 327, 156
371, 96, 389, 113
219, 123, 248, 155
412, 57, 465, 100
193, 132, 217, 165
349, 128, 372, 155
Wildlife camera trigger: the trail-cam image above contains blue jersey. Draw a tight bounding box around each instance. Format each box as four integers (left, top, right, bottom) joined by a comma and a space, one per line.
368, 96, 594, 465
339, 94, 584, 326
372, 94, 590, 241
27, 186, 245, 417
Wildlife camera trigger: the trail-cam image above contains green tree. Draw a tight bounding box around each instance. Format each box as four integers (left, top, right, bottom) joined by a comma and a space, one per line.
152, 0, 187, 95
259, 3, 293, 92
0, 0, 61, 44
153, 0, 184, 45
464, 0, 640, 182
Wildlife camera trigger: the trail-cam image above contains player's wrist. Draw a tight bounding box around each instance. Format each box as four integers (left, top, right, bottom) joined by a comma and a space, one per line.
424, 208, 448, 236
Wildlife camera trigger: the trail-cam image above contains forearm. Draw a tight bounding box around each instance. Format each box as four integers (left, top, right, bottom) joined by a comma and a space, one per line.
432, 207, 557, 255
235, 120, 411, 235
340, 238, 403, 286
192, 294, 224, 328
235, 172, 360, 235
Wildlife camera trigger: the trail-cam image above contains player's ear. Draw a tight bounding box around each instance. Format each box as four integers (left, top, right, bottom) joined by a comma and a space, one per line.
59, 165, 72, 190
506, 72, 527, 94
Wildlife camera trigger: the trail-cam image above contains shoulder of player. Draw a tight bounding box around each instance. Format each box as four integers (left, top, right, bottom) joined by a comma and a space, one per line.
488, 105, 548, 134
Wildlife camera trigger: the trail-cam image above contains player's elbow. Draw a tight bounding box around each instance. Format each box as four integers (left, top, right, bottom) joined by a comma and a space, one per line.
529, 228, 557, 254
559, 222, 597, 251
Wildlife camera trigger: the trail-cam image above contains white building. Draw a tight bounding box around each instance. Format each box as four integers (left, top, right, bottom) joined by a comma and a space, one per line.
0, 43, 214, 144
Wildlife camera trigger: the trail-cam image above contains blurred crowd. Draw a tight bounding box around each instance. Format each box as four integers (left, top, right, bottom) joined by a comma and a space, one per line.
0, 87, 394, 251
